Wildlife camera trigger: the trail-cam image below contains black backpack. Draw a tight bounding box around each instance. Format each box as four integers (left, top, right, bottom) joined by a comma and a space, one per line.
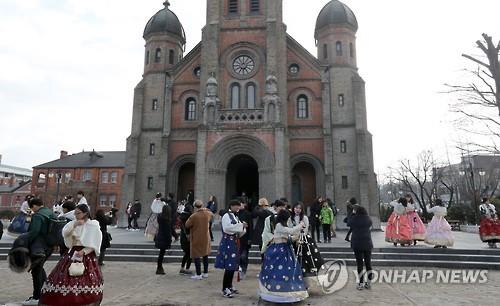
43, 215, 69, 248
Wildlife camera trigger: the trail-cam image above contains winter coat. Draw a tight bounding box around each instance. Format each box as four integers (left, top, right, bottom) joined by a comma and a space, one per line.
251, 206, 273, 246
237, 208, 253, 246
155, 209, 172, 250
132, 202, 142, 218
185, 208, 213, 258
347, 214, 373, 251
95, 214, 112, 250
319, 206, 334, 225
309, 201, 322, 222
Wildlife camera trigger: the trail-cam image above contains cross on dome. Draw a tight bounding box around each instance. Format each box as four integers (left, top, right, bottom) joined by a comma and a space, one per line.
163, 1, 170, 8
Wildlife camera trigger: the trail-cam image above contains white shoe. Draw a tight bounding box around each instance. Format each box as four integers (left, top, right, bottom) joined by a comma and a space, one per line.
240, 272, 246, 280
222, 288, 233, 298
202, 273, 209, 278
22, 297, 39, 306
191, 274, 203, 280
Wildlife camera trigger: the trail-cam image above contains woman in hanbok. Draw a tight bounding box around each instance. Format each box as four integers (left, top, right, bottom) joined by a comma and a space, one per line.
385, 198, 412, 246
291, 203, 324, 280
425, 199, 454, 248
479, 198, 500, 248
7, 195, 33, 236
40, 204, 103, 306
215, 200, 247, 298
145, 193, 165, 240
405, 195, 426, 245
259, 209, 308, 303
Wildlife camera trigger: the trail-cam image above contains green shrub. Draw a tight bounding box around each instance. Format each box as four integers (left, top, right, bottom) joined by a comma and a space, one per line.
379, 204, 393, 222
0, 210, 16, 220
447, 205, 476, 224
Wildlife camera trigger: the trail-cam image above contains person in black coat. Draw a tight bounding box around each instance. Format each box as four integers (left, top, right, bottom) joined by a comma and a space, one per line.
347, 206, 373, 290
178, 205, 193, 275
131, 200, 142, 230
309, 197, 323, 243
155, 205, 172, 275
251, 198, 273, 260
237, 200, 253, 279
95, 209, 112, 266
166, 193, 179, 241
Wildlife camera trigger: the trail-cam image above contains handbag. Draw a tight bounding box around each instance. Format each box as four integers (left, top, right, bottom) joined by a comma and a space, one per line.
107, 232, 113, 241
69, 262, 85, 277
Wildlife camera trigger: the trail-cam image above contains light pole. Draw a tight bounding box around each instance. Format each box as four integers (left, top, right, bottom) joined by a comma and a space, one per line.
55, 171, 62, 204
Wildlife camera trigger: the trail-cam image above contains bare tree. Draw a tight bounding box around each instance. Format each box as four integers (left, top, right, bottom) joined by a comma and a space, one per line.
447, 33, 500, 154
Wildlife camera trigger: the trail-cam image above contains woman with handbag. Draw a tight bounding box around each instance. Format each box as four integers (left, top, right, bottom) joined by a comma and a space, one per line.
40, 204, 103, 306
95, 209, 112, 266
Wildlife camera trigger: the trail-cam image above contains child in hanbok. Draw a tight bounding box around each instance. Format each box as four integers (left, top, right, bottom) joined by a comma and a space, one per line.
259, 209, 308, 303
385, 198, 412, 246
425, 199, 454, 248
405, 195, 426, 245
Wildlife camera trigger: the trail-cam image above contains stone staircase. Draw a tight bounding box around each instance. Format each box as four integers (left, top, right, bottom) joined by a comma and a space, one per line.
2, 243, 499, 270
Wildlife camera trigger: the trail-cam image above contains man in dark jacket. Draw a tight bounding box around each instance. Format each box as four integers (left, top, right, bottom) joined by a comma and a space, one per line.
23, 198, 56, 306
309, 197, 323, 243
131, 200, 142, 230
347, 206, 373, 290
166, 193, 179, 241
237, 200, 253, 279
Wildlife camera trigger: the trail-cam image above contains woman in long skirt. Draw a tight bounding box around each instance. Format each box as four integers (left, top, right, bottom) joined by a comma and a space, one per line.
40, 204, 103, 306
479, 198, 500, 248
259, 209, 308, 303
425, 199, 454, 248
145, 193, 165, 240
385, 198, 412, 246
405, 195, 426, 245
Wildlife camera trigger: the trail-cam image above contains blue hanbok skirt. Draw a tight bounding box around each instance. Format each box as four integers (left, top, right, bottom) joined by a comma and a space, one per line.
215, 234, 240, 271
259, 242, 309, 303
8, 214, 30, 236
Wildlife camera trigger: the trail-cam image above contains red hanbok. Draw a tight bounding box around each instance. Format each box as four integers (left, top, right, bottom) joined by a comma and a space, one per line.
385, 202, 412, 245
479, 218, 500, 243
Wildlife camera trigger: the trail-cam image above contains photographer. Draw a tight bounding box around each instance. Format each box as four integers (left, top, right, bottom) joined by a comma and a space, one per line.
347, 206, 373, 290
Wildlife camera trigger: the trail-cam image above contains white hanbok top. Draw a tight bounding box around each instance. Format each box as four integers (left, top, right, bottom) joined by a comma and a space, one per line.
221, 212, 246, 236
427, 206, 447, 217
63, 219, 102, 256
480, 203, 497, 218
390, 201, 406, 215
273, 223, 303, 240
292, 215, 309, 230
151, 199, 166, 214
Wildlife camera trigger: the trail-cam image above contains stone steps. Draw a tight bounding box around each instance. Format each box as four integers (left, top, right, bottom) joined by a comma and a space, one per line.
1, 243, 499, 270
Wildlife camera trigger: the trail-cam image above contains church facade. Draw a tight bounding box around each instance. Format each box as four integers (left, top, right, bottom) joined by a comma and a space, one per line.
123, 0, 379, 226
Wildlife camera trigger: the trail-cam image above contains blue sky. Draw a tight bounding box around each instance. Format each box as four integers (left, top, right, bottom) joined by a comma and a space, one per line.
0, 0, 499, 174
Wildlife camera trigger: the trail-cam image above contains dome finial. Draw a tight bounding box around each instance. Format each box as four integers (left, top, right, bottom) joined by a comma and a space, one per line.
163, 1, 170, 8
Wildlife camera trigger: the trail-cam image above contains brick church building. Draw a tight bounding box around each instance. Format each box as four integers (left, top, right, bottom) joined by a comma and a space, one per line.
123, 0, 379, 226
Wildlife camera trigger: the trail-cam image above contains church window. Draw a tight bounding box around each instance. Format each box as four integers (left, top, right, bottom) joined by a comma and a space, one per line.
246, 83, 256, 109
289, 64, 300, 75
185, 98, 197, 121
147, 176, 154, 190
250, 0, 260, 13
340, 140, 347, 153
338, 94, 345, 107
169, 50, 175, 65
145, 50, 150, 65
228, 0, 238, 14
336, 41, 343, 56
193, 67, 201, 78
323, 44, 328, 59
233, 55, 255, 76
342, 176, 348, 189
155, 48, 162, 63
149, 143, 155, 156
350, 42, 354, 58
231, 83, 241, 109
297, 95, 309, 119
152, 99, 159, 111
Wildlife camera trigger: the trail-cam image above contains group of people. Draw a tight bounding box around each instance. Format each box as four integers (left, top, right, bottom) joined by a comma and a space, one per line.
385, 194, 454, 248
7, 192, 115, 306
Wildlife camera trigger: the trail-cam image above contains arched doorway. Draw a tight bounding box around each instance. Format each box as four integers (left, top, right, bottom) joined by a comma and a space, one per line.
291, 162, 316, 206
226, 154, 259, 209
177, 162, 195, 202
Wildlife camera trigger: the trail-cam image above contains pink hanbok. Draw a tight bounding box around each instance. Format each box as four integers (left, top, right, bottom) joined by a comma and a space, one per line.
425, 206, 454, 247
385, 201, 412, 245
407, 204, 426, 241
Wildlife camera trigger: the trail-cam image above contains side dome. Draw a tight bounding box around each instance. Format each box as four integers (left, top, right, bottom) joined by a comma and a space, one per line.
143, 2, 186, 45
315, 0, 358, 38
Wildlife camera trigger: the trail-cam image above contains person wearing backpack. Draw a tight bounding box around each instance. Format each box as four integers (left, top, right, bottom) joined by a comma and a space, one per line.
22, 197, 56, 306
40, 204, 103, 306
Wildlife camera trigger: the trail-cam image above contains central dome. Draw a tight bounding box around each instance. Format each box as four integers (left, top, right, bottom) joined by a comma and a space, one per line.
143, 2, 186, 45
315, 0, 358, 38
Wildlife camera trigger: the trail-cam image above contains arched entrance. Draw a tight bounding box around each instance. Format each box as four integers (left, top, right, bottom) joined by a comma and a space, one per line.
177, 162, 195, 202
291, 162, 316, 206
226, 154, 259, 209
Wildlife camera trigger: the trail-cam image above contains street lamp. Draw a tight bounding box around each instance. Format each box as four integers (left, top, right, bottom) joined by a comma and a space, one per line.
55, 171, 62, 204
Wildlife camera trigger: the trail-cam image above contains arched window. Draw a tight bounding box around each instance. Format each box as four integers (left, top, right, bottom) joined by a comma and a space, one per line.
185, 98, 196, 121
155, 48, 162, 63
228, 0, 238, 14
338, 94, 345, 107
349, 42, 354, 58
323, 44, 328, 59
231, 83, 240, 109
145, 50, 150, 65
297, 94, 309, 119
246, 83, 256, 109
336, 41, 342, 56
250, 0, 260, 13
169, 49, 175, 65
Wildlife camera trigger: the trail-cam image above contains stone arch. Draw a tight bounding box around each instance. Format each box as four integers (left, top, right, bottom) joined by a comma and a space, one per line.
168, 154, 195, 200
290, 153, 326, 201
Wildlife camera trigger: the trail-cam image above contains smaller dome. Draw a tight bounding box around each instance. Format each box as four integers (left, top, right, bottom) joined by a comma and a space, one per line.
315, 0, 358, 38
143, 1, 186, 45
